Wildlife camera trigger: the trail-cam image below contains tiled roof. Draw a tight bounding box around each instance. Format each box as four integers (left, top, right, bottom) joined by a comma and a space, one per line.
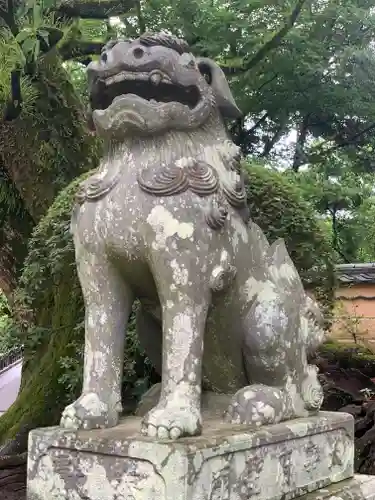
336, 263, 375, 285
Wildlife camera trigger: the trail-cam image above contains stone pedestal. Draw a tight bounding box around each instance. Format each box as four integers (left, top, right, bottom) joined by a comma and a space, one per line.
27, 411, 375, 500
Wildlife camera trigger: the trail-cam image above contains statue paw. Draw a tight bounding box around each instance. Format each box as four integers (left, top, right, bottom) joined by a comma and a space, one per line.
60, 392, 121, 430
224, 384, 288, 427
141, 402, 202, 439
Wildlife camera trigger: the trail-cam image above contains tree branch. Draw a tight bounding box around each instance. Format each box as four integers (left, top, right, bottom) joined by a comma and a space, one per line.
312, 121, 375, 159
59, 39, 104, 60
292, 113, 310, 172
260, 118, 288, 158
248, 112, 269, 135
243, 0, 307, 72
54, 0, 137, 19
220, 0, 306, 75
135, 0, 146, 34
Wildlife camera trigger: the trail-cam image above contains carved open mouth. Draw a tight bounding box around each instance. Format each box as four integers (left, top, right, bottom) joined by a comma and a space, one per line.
92, 70, 201, 111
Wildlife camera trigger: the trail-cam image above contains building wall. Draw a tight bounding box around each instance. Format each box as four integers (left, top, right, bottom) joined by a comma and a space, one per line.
332, 284, 375, 344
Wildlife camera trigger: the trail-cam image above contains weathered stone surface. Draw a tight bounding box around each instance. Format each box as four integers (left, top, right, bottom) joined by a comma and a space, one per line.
135, 383, 234, 418
300, 475, 375, 500
27, 411, 354, 500
58, 30, 326, 441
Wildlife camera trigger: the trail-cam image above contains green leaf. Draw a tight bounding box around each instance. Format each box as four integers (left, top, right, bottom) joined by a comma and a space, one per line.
37, 29, 50, 47
33, 1, 43, 29
16, 29, 33, 44
42, 0, 57, 8
21, 36, 37, 57
34, 39, 41, 61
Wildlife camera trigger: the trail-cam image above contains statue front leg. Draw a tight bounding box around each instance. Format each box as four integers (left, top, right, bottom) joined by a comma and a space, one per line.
141, 267, 209, 440
60, 249, 133, 430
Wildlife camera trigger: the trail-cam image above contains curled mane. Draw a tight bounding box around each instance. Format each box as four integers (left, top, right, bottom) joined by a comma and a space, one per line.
139, 32, 190, 54
101, 32, 190, 56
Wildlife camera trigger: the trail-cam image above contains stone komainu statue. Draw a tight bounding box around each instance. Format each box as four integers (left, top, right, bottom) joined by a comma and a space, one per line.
60, 32, 325, 439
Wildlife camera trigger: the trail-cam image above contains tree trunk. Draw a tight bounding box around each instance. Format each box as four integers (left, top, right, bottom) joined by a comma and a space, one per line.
0, 53, 99, 456
0, 54, 99, 221
0, 216, 33, 304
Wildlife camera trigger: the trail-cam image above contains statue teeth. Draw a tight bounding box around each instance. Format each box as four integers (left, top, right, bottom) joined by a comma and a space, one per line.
105, 72, 128, 86
150, 73, 162, 85
114, 72, 127, 83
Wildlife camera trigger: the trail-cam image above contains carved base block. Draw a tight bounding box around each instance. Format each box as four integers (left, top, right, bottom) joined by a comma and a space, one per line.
27, 411, 354, 500
302, 476, 375, 500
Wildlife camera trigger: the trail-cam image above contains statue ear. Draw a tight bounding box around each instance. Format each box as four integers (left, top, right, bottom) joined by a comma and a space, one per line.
197, 57, 242, 119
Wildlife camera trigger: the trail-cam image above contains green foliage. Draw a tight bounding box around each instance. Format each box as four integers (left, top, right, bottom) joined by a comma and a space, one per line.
289, 147, 375, 262
319, 339, 375, 378
0, 55, 100, 221
63, 60, 89, 106
0, 33, 40, 116
352, 198, 375, 262
244, 161, 335, 314
0, 293, 17, 354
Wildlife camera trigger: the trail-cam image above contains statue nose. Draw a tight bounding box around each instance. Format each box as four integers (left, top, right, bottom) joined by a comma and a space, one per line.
132, 46, 145, 59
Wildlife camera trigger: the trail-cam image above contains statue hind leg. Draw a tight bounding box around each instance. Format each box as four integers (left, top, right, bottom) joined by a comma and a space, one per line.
226, 340, 322, 426
225, 238, 324, 427
225, 344, 305, 427
60, 245, 134, 430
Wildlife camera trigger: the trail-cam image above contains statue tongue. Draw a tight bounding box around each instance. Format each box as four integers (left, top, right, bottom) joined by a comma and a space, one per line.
93, 95, 147, 131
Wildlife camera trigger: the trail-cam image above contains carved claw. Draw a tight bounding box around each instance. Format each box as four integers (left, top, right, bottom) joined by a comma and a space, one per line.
141, 403, 202, 440
60, 392, 121, 431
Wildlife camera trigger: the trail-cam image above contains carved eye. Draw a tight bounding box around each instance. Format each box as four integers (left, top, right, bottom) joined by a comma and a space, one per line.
133, 47, 145, 59
101, 51, 108, 63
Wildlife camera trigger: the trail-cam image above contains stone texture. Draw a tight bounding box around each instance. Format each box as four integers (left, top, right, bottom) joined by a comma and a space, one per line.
301, 476, 375, 500
135, 383, 234, 419
59, 30, 327, 440
27, 411, 354, 500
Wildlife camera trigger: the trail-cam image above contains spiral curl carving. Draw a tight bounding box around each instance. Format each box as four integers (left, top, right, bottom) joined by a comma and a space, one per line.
137, 160, 219, 197
303, 384, 324, 411
137, 164, 189, 196
301, 366, 324, 412
222, 180, 247, 209
137, 156, 249, 230
188, 161, 218, 195
205, 195, 228, 230
76, 172, 121, 204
